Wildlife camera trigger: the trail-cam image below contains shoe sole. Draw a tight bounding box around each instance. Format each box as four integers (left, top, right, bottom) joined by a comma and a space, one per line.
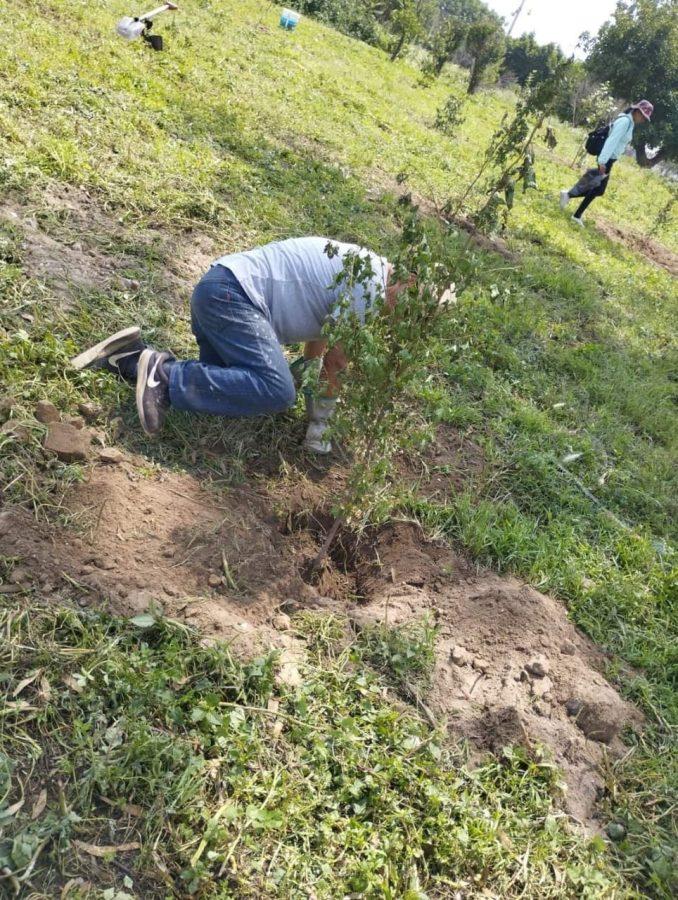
70, 326, 141, 371
135, 348, 155, 437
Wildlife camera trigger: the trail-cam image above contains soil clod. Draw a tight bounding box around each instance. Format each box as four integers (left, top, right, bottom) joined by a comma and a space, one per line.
43, 422, 90, 462
34, 400, 60, 424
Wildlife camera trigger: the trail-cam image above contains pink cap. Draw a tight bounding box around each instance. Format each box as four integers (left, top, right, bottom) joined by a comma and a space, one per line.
631, 100, 654, 121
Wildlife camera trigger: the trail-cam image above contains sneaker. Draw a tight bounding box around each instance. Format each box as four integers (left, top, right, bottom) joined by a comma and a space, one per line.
135, 349, 172, 436
559, 189, 570, 210
571, 215, 585, 228
70, 326, 145, 379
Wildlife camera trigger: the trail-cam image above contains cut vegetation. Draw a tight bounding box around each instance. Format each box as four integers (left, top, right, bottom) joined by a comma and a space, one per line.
0, 1, 676, 898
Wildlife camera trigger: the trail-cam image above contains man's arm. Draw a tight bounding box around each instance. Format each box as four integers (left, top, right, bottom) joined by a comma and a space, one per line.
304, 340, 347, 396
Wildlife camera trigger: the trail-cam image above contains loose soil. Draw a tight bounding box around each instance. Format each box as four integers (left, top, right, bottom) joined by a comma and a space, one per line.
0, 184, 645, 832
0, 453, 642, 828
595, 217, 678, 276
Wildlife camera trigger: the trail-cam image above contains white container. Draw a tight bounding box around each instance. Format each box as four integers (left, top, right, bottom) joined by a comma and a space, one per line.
116, 17, 146, 40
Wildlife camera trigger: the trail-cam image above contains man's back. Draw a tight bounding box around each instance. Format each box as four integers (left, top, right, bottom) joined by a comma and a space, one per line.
213, 237, 389, 344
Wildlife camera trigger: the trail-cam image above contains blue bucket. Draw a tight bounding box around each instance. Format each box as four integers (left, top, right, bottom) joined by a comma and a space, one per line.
280, 8, 300, 30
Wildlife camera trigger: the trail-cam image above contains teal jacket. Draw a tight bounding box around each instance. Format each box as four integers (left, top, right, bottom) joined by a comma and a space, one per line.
599, 113, 634, 166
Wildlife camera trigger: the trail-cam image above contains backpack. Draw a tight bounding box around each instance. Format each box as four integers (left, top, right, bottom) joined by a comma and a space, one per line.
585, 123, 610, 156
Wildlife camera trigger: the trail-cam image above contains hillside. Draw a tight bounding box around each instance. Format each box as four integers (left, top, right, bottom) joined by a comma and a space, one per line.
0, 1, 676, 897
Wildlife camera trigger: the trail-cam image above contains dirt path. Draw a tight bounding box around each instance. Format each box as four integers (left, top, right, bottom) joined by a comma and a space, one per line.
0, 455, 642, 828
595, 218, 678, 276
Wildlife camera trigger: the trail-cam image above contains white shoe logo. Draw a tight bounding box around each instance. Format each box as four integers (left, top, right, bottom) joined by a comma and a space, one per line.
147, 357, 162, 388
109, 350, 136, 368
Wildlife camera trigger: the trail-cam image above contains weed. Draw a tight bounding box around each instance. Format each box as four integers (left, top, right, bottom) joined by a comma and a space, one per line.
0, 600, 624, 897
355, 616, 437, 688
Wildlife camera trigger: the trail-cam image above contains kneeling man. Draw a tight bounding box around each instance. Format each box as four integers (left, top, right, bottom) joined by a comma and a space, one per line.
71, 237, 392, 453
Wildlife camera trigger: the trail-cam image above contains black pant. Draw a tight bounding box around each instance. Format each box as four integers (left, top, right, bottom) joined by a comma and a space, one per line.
574, 159, 615, 219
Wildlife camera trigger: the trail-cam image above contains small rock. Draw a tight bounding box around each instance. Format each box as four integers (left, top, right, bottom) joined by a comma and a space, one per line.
533, 701, 551, 717
125, 590, 159, 614
0, 396, 14, 419
566, 697, 584, 717
606, 822, 626, 842
109, 417, 124, 439
64, 415, 85, 430
450, 645, 472, 666
208, 574, 222, 588
80, 565, 95, 576
43, 422, 90, 462
272, 613, 291, 631
575, 701, 621, 744
90, 557, 116, 571
98, 447, 124, 465
473, 657, 491, 673
34, 400, 60, 424
8, 567, 30, 585
560, 640, 576, 655
128, 279, 140, 291
530, 675, 553, 698
525, 655, 550, 677
162, 548, 175, 559
78, 401, 100, 421
1, 421, 31, 442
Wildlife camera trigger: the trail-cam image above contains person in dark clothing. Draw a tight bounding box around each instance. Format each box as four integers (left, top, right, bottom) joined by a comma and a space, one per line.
559, 100, 654, 227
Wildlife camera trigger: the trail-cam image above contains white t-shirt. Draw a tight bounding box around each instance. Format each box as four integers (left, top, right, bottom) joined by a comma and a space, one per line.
213, 237, 389, 344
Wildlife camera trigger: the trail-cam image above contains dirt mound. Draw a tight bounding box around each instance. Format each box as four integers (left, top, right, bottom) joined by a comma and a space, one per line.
349, 524, 643, 825
0, 464, 642, 827
595, 218, 678, 276
0, 462, 314, 660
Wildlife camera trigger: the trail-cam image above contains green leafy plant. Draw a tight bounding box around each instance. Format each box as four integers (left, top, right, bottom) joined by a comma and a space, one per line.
309, 217, 454, 570
450, 60, 572, 231
355, 616, 437, 688
424, 18, 468, 79
465, 18, 505, 95
434, 92, 466, 135
389, 0, 423, 61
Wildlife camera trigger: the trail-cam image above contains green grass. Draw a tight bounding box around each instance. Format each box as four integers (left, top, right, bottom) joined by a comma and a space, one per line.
0, 0, 676, 896
0, 602, 625, 898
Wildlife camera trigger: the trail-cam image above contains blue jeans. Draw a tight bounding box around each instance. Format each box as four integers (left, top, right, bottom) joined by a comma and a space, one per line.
169, 266, 296, 417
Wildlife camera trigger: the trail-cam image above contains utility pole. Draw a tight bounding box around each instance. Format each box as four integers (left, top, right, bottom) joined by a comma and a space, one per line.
507, 0, 528, 37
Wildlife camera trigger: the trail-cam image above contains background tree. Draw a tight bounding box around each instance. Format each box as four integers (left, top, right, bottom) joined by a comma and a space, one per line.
438, 0, 498, 25
585, 0, 678, 166
554, 62, 617, 127
466, 18, 505, 94
428, 18, 468, 76
502, 33, 564, 87
295, 0, 382, 44
389, 0, 424, 61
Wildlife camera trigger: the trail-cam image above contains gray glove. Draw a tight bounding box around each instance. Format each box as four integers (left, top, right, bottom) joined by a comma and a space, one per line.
304, 396, 336, 454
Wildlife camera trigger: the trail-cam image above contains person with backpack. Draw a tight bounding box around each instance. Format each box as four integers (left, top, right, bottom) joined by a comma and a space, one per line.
559, 100, 654, 227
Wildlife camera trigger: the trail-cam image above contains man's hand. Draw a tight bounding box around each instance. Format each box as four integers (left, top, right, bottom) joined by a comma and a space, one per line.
598, 163, 607, 176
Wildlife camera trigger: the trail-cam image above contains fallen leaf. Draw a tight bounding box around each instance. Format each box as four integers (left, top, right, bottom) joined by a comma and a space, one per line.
31, 789, 47, 820
0, 798, 25, 820
62, 674, 85, 693
38, 676, 52, 702
74, 839, 140, 857
13, 670, 40, 697
122, 803, 143, 818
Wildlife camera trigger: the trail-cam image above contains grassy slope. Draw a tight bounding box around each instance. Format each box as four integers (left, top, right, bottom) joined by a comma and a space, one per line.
0, 0, 676, 896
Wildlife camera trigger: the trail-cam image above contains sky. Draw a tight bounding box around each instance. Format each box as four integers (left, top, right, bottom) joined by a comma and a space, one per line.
484, 0, 619, 57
